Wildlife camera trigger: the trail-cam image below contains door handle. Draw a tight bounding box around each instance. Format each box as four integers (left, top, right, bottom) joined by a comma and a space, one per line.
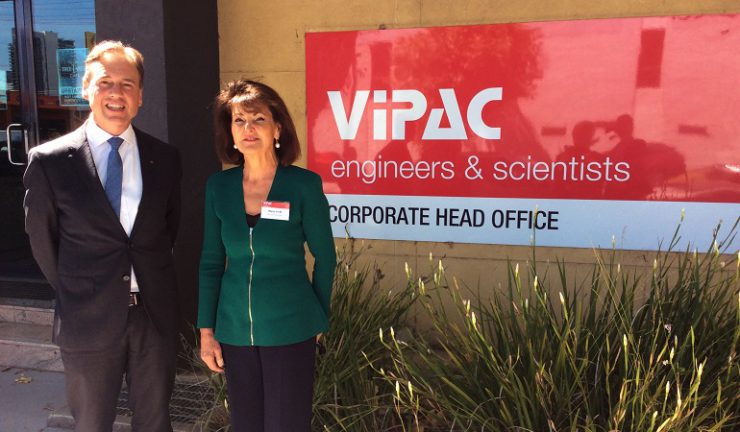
5, 123, 29, 166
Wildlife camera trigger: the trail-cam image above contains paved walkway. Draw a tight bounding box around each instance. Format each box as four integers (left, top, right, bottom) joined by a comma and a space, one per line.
0, 366, 67, 432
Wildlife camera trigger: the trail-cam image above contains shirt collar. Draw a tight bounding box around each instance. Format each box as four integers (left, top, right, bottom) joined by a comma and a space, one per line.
86, 118, 137, 150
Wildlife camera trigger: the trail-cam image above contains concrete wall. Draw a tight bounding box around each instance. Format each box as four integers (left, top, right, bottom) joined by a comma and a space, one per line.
97, 0, 221, 337
216, 0, 740, 292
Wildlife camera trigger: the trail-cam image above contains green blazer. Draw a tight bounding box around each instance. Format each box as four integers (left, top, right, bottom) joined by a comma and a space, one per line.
198, 164, 336, 346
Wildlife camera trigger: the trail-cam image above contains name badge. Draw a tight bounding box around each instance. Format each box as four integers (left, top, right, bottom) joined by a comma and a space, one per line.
261, 201, 290, 221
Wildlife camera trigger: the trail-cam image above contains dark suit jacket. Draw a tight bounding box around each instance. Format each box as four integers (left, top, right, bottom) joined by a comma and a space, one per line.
23, 123, 181, 351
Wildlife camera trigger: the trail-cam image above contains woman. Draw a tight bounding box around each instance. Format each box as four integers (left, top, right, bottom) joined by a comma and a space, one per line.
198, 79, 336, 432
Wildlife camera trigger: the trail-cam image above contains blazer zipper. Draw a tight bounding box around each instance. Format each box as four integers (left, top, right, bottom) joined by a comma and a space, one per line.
248, 227, 255, 345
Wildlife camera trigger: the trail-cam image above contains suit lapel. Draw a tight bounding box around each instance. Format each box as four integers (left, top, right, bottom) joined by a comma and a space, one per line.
130, 129, 154, 238
68, 123, 128, 238
70, 128, 98, 184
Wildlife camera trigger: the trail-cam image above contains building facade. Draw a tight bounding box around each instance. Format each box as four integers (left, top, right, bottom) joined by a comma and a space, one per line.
1, 0, 738, 329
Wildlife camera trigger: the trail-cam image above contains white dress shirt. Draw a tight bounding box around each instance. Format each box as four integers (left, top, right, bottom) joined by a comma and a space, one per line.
86, 120, 142, 292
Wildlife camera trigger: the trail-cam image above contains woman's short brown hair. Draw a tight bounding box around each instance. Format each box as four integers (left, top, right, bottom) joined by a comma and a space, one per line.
213, 79, 300, 165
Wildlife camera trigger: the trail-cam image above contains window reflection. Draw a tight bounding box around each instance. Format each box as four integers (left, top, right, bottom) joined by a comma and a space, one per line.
30, 0, 96, 140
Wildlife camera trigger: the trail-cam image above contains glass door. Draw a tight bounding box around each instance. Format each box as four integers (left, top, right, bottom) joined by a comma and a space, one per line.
31, 0, 95, 141
0, 0, 94, 299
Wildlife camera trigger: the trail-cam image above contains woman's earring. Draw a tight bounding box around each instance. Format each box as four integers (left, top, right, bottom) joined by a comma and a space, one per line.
274, 138, 281, 149
233, 144, 237, 149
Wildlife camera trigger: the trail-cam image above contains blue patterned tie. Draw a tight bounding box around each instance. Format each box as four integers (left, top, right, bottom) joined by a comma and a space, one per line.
104, 137, 124, 217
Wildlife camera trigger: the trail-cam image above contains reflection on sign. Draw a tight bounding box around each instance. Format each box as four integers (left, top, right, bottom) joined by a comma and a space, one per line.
57, 48, 88, 107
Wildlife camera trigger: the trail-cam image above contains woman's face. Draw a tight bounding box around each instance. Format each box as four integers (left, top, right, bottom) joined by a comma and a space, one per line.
231, 104, 280, 159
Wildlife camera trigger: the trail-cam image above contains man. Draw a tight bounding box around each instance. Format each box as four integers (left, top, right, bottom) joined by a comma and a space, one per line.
23, 40, 181, 432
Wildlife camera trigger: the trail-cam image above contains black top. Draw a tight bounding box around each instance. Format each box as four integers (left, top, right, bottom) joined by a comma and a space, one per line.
246, 213, 260, 228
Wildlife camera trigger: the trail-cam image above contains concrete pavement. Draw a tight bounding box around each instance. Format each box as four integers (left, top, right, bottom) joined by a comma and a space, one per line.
0, 366, 67, 432
0, 365, 215, 431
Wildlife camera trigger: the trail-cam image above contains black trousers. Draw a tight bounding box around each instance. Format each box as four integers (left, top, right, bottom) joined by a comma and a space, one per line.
221, 337, 316, 432
60, 305, 176, 432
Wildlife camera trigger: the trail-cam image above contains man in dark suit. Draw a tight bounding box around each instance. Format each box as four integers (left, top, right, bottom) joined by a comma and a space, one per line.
23, 40, 181, 432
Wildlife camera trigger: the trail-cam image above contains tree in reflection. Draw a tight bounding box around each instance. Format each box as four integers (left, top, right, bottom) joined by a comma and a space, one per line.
388, 24, 548, 196
392, 25, 542, 98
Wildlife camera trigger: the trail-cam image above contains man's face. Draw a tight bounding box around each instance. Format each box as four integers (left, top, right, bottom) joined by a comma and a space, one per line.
82, 51, 142, 136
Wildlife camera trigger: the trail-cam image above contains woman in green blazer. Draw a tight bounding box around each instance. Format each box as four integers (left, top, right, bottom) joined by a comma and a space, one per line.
198, 79, 336, 432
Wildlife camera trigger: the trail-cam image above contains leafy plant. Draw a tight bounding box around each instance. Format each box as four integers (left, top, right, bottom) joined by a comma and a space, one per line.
379, 219, 740, 431
312, 238, 419, 431
188, 219, 739, 431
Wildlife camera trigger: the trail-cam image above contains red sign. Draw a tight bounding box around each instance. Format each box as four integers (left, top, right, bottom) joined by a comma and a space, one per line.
306, 16, 740, 249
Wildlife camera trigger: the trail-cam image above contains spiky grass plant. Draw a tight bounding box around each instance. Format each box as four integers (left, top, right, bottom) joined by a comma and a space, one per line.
312, 238, 419, 431
380, 220, 739, 431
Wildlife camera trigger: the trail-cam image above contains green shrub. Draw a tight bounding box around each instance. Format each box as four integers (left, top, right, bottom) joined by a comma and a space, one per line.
312, 239, 419, 431
379, 222, 740, 431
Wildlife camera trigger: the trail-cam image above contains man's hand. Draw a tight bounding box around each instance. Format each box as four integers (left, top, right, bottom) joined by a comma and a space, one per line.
199, 328, 224, 373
